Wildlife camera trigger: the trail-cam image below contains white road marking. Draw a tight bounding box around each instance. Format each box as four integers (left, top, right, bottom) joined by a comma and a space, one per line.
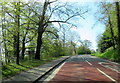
97, 68, 117, 83
85, 60, 92, 65
82, 56, 84, 60
99, 62, 120, 73
44, 62, 66, 81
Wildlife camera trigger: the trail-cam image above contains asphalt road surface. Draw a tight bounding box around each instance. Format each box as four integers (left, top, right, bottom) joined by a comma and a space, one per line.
41, 55, 120, 83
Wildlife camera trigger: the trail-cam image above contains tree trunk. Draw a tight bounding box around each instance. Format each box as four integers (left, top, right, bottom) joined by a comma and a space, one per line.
108, 16, 115, 49
21, 19, 29, 60
73, 45, 76, 55
4, 38, 9, 64
35, 27, 43, 60
116, 2, 120, 42
115, 2, 120, 60
13, 35, 17, 57
21, 37, 25, 60
16, 2, 20, 65
115, 3, 120, 45
35, 1, 48, 60
16, 28, 20, 65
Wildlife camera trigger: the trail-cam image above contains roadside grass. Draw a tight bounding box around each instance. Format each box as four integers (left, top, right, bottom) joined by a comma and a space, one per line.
91, 52, 101, 57
2, 56, 62, 79
100, 49, 119, 61
92, 47, 119, 62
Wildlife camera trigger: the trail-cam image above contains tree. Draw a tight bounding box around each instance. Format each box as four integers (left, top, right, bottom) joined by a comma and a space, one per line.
26, 0, 88, 59
77, 40, 92, 54
0, 2, 37, 64
0, 2, 19, 64
0, 0, 88, 63
97, 34, 114, 53
15, 2, 21, 65
20, 5, 38, 60
96, 2, 119, 51
115, 2, 120, 57
1, 3, 9, 64
96, 2, 120, 60
79, 40, 92, 49
99, 2, 116, 49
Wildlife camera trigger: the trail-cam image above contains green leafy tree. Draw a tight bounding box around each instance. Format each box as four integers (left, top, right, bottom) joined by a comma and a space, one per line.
77, 40, 91, 54
25, 0, 88, 60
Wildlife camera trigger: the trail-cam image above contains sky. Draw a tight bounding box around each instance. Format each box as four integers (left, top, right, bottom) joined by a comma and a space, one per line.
51, 1, 106, 50
69, 2, 105, 50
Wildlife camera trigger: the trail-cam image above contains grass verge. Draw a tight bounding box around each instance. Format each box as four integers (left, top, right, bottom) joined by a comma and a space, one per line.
2, 56, 62, 79
92, 48, 120, 62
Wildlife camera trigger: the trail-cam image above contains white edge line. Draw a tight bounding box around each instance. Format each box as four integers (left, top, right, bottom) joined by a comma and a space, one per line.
85, 60, 92, 65
97, 68, 117, 82
44, 62, 66, 81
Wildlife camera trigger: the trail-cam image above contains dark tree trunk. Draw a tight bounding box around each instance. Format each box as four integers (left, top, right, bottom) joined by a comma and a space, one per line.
13, 35, 17, 57
16, 2, 20, 65
115, 2, 120, 60
35, 28, 43, 60
4, 39, 9, 64
115, 2, 120, 49
108, 16, 115, 49
16, 29, 20, 65
35, 1, 48, 60
21, 37, 25, 60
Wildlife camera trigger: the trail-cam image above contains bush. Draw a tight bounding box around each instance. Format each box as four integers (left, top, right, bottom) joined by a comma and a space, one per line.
77, 46, 91, 54
95, 48, 119, 61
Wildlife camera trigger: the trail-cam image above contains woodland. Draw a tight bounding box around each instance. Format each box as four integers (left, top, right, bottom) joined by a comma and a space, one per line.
0, 0, 119, 78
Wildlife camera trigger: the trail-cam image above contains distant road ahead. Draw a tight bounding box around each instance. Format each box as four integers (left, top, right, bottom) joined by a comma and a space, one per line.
47, 55, 120, 83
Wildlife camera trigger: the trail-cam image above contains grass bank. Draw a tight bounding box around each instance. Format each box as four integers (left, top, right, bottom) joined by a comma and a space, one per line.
91, 48, 120, 62
2, 56, 62, 79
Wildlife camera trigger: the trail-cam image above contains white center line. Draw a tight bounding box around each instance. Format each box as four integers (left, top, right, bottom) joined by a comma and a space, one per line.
97, 68, 117, 83
85, 60, 92, 65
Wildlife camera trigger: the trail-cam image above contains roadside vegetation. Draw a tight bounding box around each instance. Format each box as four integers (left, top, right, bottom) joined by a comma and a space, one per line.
92, 2, 120, 62
92, 48, 118, 61
77, 40, 92, 55
2, 56, 61, 79
0, 1, 88, 79
0, 1, 119, 79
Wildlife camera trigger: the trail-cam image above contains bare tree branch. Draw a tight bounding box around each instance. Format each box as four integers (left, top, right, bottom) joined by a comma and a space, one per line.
45, 30, 58, 38
20, 9, 39, 24
6, 11, 15, 18
26, 32, 37, 43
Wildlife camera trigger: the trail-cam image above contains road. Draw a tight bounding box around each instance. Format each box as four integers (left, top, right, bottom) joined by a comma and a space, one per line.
41, 55, 120, 83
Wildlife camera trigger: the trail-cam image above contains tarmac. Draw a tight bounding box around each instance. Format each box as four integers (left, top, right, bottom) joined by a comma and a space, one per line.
48, 55, 120, 83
